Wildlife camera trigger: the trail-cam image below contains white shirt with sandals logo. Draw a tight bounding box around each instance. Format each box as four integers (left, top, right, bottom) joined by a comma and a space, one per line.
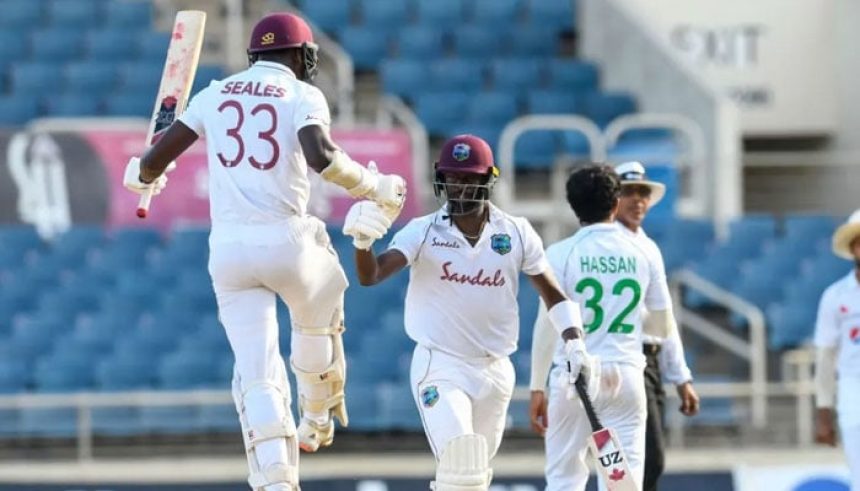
179, 61, 331, 245
388, 204, 548, 359
547, 222, 671, 369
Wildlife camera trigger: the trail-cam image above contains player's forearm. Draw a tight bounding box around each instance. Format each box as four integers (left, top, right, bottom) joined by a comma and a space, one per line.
140, 122, 198, 182
355, 249, 381, 286
530, 301, 556, 391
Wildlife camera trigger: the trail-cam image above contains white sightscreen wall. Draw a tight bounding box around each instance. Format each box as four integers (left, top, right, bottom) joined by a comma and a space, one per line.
616, 0, 838, 137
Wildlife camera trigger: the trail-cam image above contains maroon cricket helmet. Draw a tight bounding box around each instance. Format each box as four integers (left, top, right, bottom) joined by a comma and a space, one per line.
247, 13, 319, 81
433, 135, 500, 215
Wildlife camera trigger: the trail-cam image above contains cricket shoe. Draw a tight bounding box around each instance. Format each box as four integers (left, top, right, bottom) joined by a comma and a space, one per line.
297, 417, 334, 452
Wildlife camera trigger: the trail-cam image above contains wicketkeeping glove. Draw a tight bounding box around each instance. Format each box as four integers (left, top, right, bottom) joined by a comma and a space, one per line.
343, 200, 393, 250
122, 157, 175, 196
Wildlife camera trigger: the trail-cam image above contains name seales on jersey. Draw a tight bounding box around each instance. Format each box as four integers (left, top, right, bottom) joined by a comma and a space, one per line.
178, 61, 331, 245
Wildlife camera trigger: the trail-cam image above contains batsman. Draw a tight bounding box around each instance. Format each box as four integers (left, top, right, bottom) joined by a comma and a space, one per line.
121, 12, 406, 491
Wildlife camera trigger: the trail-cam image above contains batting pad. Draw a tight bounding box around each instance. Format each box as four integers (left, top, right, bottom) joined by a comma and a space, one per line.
433, 434, 492, 491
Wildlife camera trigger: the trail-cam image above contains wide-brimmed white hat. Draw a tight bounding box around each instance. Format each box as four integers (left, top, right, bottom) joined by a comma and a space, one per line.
832, 209, 860, 259
614, 161, 666, 206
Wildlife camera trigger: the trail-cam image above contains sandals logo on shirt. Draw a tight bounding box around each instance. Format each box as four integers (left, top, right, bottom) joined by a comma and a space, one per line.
421, 385, 440, 408
490, 233, 511, 255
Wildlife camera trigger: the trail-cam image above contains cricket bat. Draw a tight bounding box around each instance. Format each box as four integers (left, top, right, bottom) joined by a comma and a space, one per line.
136, 10, 206, 219
574, 376, 639, 491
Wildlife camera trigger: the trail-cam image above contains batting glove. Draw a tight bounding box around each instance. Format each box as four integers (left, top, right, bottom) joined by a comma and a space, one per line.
122, 157, 175, 195
366, 161, 406, 221
343, 200, 393, 250
563, 339, 601, 400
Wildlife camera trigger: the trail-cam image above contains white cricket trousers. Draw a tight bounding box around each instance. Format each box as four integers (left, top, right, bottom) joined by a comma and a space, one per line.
410, 345, 515, 460
545, 362, 647, 491
208, 216, 348, 477
839, 376, 860, 491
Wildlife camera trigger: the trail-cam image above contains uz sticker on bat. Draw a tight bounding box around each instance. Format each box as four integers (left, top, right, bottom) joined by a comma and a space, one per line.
574, 376, 638, 491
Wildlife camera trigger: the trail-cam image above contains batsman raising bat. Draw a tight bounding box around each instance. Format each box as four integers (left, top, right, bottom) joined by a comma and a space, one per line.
342, 135, 586, 491
121, 12, 406, 491
529, 165, 675, 491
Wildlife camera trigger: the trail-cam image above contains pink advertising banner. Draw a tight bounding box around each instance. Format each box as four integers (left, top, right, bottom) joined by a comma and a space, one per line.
80, 128, 418, 232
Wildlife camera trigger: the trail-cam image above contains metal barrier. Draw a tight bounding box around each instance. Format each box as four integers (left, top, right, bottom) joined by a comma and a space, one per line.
669, 269, 768, 429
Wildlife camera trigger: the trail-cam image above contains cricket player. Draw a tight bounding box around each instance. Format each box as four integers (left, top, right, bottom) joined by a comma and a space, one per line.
529, 164, 675, 491
121, 13, 406, 491
341, 135, 590, 491
613, 161, 699, 491
814, 208, 860, 491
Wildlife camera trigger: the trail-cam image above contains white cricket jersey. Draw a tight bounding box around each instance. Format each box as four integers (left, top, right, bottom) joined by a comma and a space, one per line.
179, 61, 331, 245
619, 223, 692, 383
814, 271, 860, 378
548, 223, 671, 369
388, 204, 549, 359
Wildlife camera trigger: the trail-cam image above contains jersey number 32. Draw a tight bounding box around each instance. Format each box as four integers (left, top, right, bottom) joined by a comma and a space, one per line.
575, 277, 641, 334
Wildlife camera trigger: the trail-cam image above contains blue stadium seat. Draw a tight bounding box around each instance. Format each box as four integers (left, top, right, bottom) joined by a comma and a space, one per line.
726, 214, 776, 256
6, 318, 57, 364
136, 31, 170, 62
430, 58, 485, 91
376, 381, 421, 430
489, 58, 541, 91
584, 92, 637, 127
0, 0, 44, 29
52, 226, 106, 260
526, 0, 575, 31
561, 131, 591, 156
415, 91, 471, 135
396, 26, 445, 59
547, 59, 599, 92
105, 0, 153, 28
96, 355, 156, 391
112, 226, 162, 250
103, 89, 153, 116
469, 91, 519, 125
514, 130, 562, 169
0, 30, 29, 67
19, 407, 79, 437
10, 62, 63, 96
360, 0, 411, 26
30, 28, 84, 62
766, 303, 817, 350
784, 214, 839, 243
507, 25, 559, 56
192, 64, 225, 95
303, 0, 353, 31
158, 351, 224, 389
43, 93, 102, 116
443, 123, 505, 152
0, 97, 39, 126
85, 29, 138, 60
473, 0, 522, 25
47, 0, 101, 27
416, 0, 464, 25
657, 219, 714, 273
345, 382, 379, 429
379, 59, 429, 101
63, 61, 117, 93
0, 359, 29, 393
526, 89, 583, 115
118, 61, 163, 92
0, 226, 43, 253
338, 26, 390, 70
450, 26, 500, 58
34, 351, 96, 392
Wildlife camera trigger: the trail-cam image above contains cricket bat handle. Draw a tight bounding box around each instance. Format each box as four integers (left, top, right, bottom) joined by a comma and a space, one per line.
574, 374, 604, 432
136, 185, 155, 218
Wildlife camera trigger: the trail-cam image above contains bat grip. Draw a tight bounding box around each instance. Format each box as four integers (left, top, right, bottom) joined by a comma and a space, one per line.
136, 184, 155, 218
574, 374, 603, 432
